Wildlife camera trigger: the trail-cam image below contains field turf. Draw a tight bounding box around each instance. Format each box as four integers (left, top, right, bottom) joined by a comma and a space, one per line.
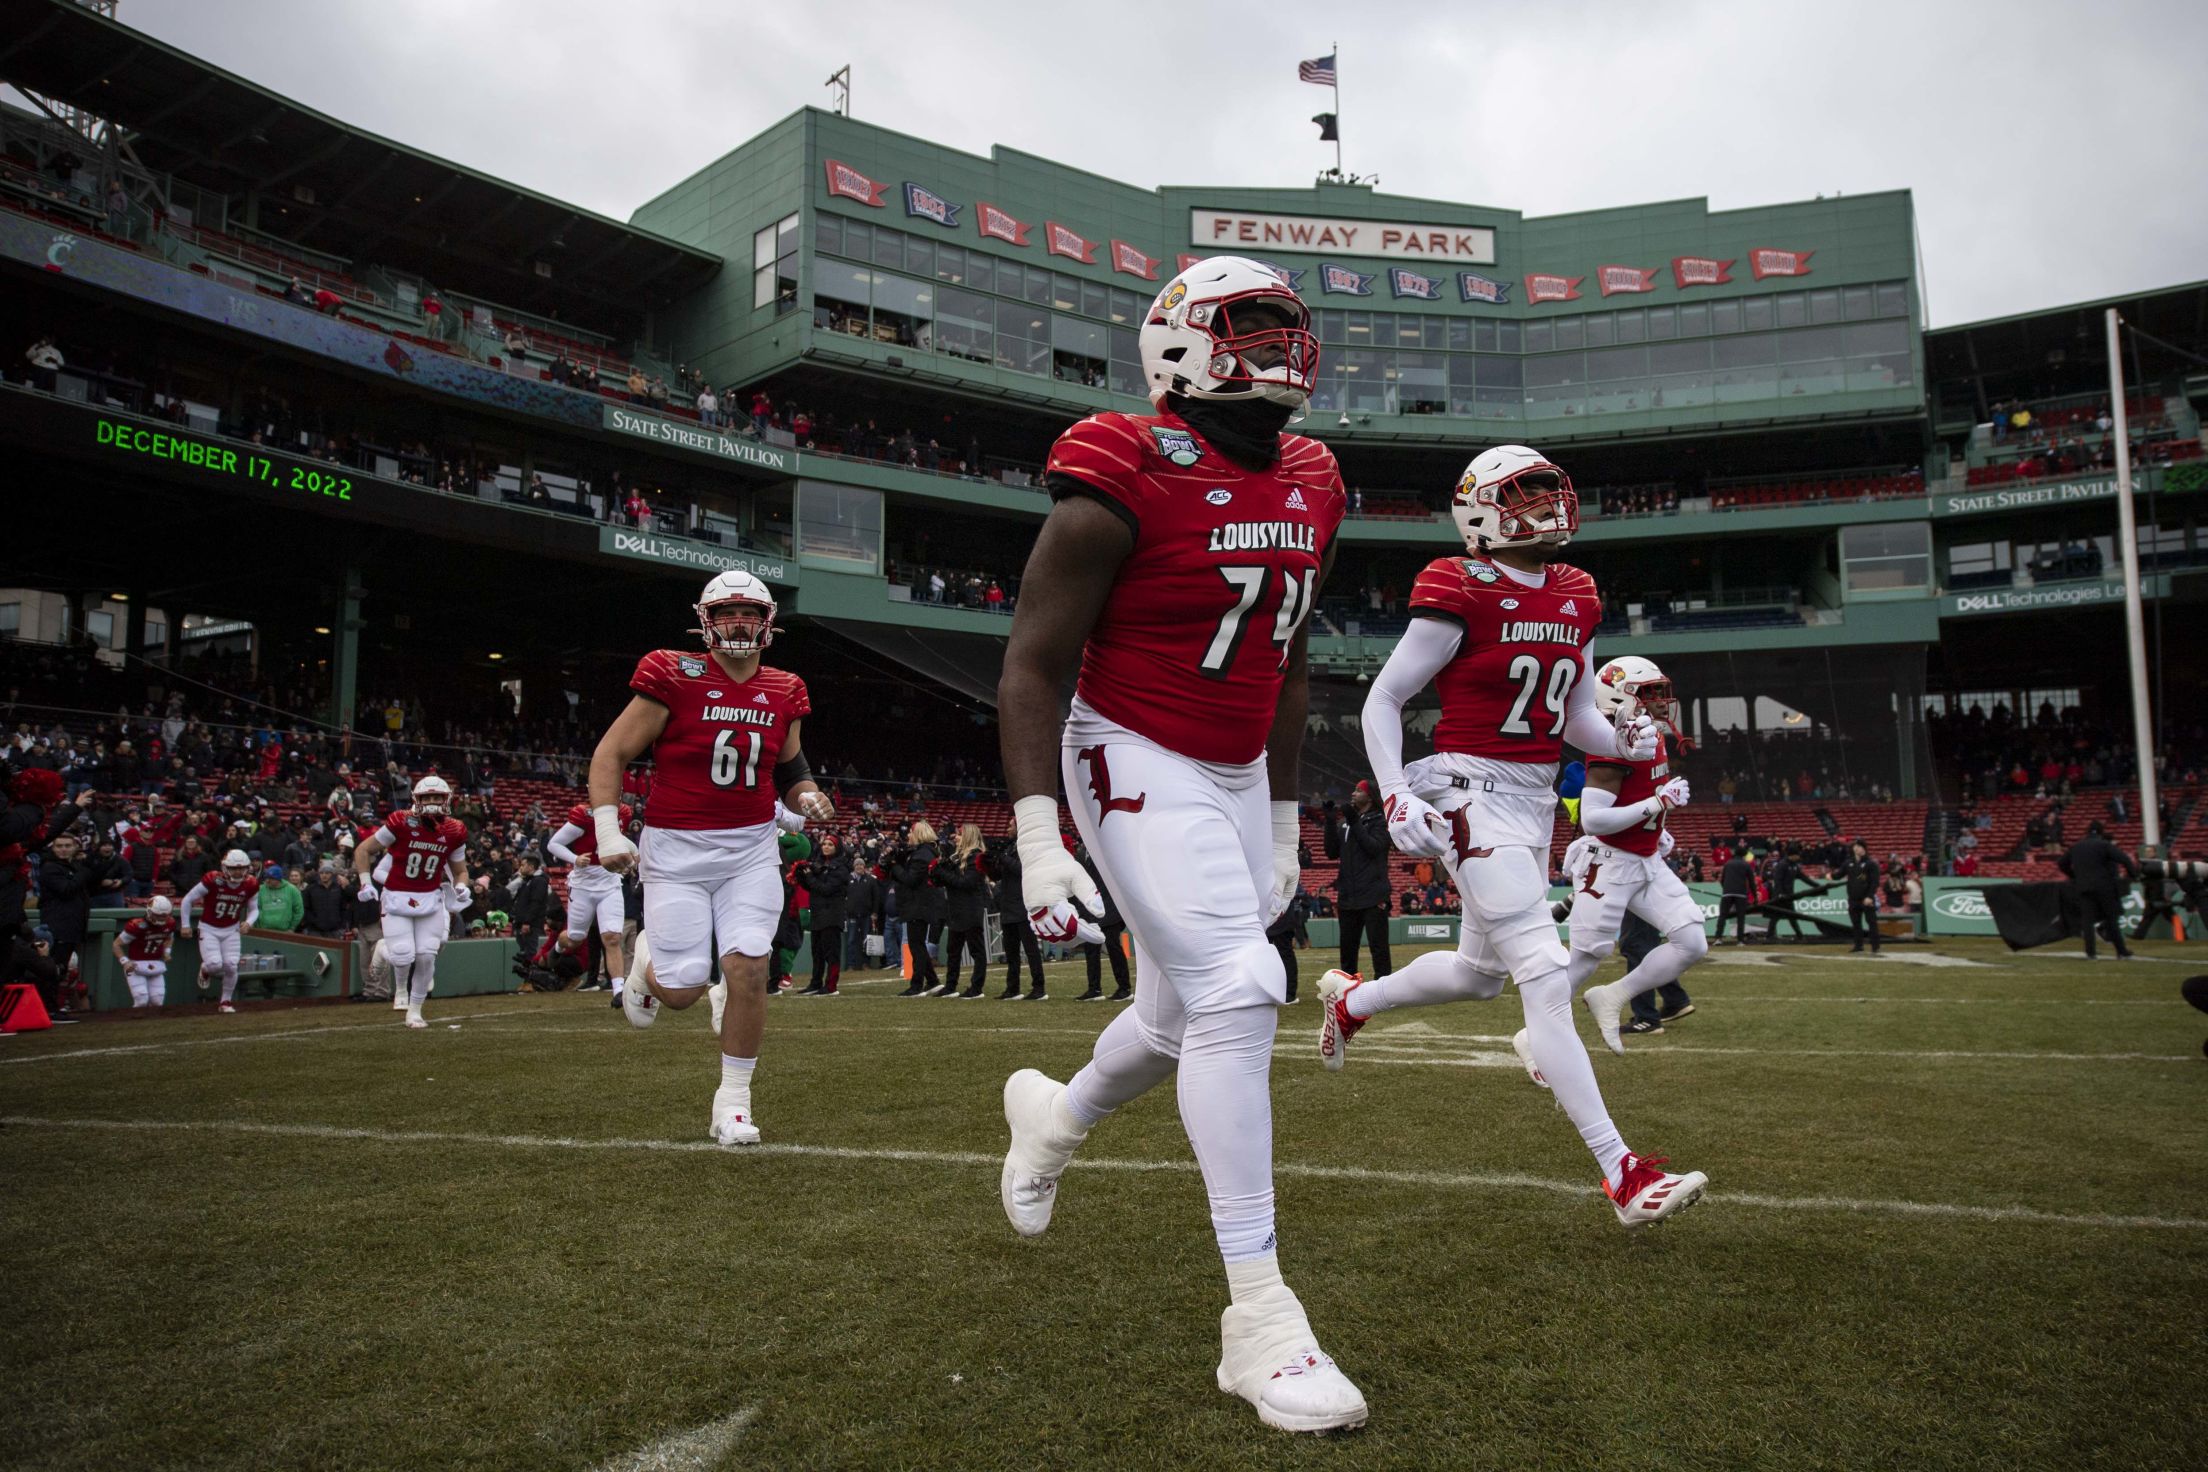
4, 938, 2204, 1470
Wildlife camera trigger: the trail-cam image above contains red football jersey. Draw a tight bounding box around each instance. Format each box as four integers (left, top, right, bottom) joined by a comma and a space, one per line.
561, 802, 633, 864
195, 872, 258, 929
1048, 408, 1344, 765
371, 811, 470, 892
1586, 731, 1673, 857
1410, 556, 1603, 762
121, 914, 176, 961
630, 651, 809, 829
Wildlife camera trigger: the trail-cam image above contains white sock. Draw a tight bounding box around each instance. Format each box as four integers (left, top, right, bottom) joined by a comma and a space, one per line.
1224, 1251, 1287, 1306
220, 967, 239, 1004
391, 961, 413, 1007
409, 966, 434, 1008
1065, 1005, 1175, 1126
719, 1054, 756, 1094
1346, 949, 1503, 1019
611, 975, 624, 997
1519, 968, 1629, 1186
1176, 1002, 1280, 1265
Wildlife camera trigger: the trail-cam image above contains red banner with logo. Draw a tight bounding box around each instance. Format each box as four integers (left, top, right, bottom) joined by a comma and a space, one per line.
822, 159, 888, 207
976, 201, 1031, 247
1524, 273, 1583, 304
1045, 222, 1097, 264
1177, 253, 1204, 274
1749, 247, 1814, 280
1596, 265, 1659, 297
1110, 240, 1160, 280
1671, 256, 1735, 289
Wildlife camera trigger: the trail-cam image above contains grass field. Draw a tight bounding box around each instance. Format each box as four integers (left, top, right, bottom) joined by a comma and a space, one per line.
5, 938, 2206, 1471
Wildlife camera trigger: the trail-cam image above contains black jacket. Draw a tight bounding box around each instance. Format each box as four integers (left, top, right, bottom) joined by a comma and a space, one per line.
1077, 852, 1122, 928
1841, 856, 1882, 902
2058, 835, 2136, 893
1325, 808, 1392, 911
990, 847, 1027, 921
36, 854, 94, 943
169, 852, 211, 896
509, 872, 551, 929
890, 842, 941, 923
84, 852, 131, 904
302, 877, 348, 931
1765, 855, 1799, 897
843, 869, 882, 933
1720, 856, 1754, 897
0, 797, 63, 929
932, 851, 987, 931
801, 853, 852, 928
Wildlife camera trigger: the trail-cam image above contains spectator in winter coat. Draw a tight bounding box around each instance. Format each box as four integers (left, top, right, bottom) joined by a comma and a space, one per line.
1324, 783, 1392, 978
932, 824, 989, 998
842, 863, 882, 969
300, 867, 349, 938
794, 837, 851, 995
989, 837, 1046, 1000
890, 823, 941, 995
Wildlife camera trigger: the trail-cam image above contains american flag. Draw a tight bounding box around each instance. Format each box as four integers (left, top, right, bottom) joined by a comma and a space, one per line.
1298, 53, 1336, 86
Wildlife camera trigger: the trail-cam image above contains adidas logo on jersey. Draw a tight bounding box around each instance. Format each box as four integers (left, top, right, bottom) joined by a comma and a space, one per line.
1561, 599, 1578, 615
1284, 488, 1308, 511
754, 693, 768, 705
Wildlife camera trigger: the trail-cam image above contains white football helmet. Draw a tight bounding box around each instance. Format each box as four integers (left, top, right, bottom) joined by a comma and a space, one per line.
1451, 444, 1579, 553
221, 849, 251, 876
1592, 655, 1681, 733
149, 895, 173, 918
412, 775, 452, 818
1139, 255, 1317, 411
693, 569, 778, 655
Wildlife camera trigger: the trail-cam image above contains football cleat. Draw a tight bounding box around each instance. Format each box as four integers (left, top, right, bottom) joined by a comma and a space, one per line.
1604, 1153, 1707, 1228
1510, 1028, 1549, 1089
219, 1002, 237, 1014
1000, 1069, 1085, 1237
405, 1013, 427, 1030
1216, 1285, 1369, 1434
710, 1084, 760, 1146
1584, 981, 1626, 1055
392, 985, 408, 1011
1315, 969, 1364, 1072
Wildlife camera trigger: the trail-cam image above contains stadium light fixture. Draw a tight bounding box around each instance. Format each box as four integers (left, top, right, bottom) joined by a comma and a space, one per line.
487, 652, 504, 661
313, 626, 331, 635
108, 592, 127, 600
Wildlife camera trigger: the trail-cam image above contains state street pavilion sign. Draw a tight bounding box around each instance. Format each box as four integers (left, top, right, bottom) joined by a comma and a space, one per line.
601, 404, 797, 477
1189, 209, 1496, 266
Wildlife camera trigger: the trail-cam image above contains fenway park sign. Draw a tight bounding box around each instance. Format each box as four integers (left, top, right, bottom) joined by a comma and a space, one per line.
1190, 209, 1496, 265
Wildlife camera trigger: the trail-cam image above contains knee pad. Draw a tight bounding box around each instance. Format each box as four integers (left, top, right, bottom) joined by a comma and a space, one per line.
657, 944, 716, 991
384, 932, 417, 967
1669, 923, 1709, 962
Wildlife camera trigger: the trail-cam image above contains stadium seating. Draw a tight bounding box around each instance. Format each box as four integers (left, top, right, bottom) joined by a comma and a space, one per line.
1708, 469, 1925, 510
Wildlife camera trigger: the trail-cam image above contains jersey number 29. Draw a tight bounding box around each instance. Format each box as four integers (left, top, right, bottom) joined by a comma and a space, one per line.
1501, 654, 1579, 737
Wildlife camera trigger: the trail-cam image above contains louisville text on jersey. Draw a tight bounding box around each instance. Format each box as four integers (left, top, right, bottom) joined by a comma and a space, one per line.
1498, 619, 1587, 645
699, 704, 781, 727
1206, 520, 1319, 554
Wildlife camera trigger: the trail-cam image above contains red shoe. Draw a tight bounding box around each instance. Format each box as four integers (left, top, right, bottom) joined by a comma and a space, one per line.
1316, 969, 1364, 1072
1603, 1153, 1708, 1228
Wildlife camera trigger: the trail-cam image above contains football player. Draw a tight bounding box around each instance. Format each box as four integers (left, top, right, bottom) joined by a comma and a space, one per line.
589, 570, 834, 1147
995, 256, 1366, 1433
352, 775, 471, 1029
112, 894, 177, 1007
180, 848, 259, 1012
546, 797, 634, 991
1563, 656, 1710, 1052
1318, 445, 1706, 1228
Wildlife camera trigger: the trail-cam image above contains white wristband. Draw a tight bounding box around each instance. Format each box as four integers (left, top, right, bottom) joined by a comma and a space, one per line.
1271, 801, 1300, 849
1013, 795, 1065, 866
592, 803, 626, 851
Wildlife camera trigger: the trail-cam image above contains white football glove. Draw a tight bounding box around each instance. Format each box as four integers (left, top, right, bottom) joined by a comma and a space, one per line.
796, 789, 835, 824
1658, 828, 1677, 859
773, 801, 806, 834
1382, 788, 1450, 859
1013, 795, 1101, 943
1656, 777, 1691, 811
1267, 801, 1301, 925
1562, 834, 1597, 882
356, 879, 377, 902
1614, 712, 1659, 762
593, 805, 638, 874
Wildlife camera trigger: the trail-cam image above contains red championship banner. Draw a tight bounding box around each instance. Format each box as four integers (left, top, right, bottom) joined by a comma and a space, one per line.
1749, 247, 1814, 280
1671, 255, 1735, 289
1045, 221, 1098, 264
1110, 240, 1160, 280
1596, 265, 1659, 297
1177, 253, 1205, 273
976, 201, 1032, 247
1524, 273, 1584, 304
823, 159, 888, 207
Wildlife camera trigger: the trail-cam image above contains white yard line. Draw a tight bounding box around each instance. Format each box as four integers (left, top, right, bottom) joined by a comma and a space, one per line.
589, 1405, 758, 1472
0, 1008, 529, 1065
4, 1113, 2199, 1232
1354, 1044, 2193, 1064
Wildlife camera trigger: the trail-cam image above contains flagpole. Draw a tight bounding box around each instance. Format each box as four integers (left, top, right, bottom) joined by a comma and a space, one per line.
1331, 43, 1342, 175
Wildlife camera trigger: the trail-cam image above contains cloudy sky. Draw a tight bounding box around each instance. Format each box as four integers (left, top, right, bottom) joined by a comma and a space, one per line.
98, 0, 2207, 325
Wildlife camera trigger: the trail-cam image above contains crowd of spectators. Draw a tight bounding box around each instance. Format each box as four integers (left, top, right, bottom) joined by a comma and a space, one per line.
888, 566, 1016, 613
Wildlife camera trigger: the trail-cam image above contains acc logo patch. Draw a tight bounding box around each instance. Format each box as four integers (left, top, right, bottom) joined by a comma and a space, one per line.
677, 655, 706, 676
1150, 426, 1204, 467
1205, 488, 1233, 506
1162, 281, 1187, 311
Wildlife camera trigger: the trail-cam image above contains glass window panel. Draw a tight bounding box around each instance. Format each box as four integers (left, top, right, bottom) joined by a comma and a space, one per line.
774, 257, 797, 313
873, 226, 906, 269
1108, 325, 1139, 364
1808, 289, 1842, 324
1613, 310, 1644, 343
1524, 321, 1553, 352
1316, 309, 1345, 344
1395, 316, 1425, 348
754, 264, 775, 310
1473, 320, 1497, 352
1051, 274, 1081, 312
1679, 303, 1708, 337
934, 285, 994, 365
1743, 296, 1773, 330
815, 260, 873, 310
993, 255, 1022, 298
754, 224, 776, 272
843, 220, 872, 260
1584, 345, 1647, 382
1554, 318, 1583, 350
1843, 320, 1910, 358
1876, 282, 1908, 317
1369, 314, 1395, 348
1052, 313, 1107, 356
777, 213, 800, 253
1525, 352, 1582, 388
1584, 315, 1614, 347
1447, 319, 1472, 350
1711, 300, 1742, 334
797, 482, 882, 572
1109, 361, 1145, 398
1775, 293, 1807, 328
1843, 285, 1874, 320
1779, 326, 1845, 363
1024, 266, 1053, 304
1396, 350, 1447, 414
870, 272, 934, 348
1712, 332, 1777, 402
1646, 307, 1676, 340
905, 237, 935, 282
1334, 347, 1390, 412
1497, 321, 1521, 353
1448, 352, 1479, 415
1081, 280, 1108, 320
1841, 521, 1931, 592
1108, 288, 1143, 325
1649, 338, 1711, 409
1345, 312, 1373, 343
814, 213, 842, 257
1474, 353, 1521, 421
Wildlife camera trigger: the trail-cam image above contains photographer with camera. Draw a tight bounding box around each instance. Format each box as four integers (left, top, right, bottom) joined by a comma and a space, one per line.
890, 821, 942, 996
